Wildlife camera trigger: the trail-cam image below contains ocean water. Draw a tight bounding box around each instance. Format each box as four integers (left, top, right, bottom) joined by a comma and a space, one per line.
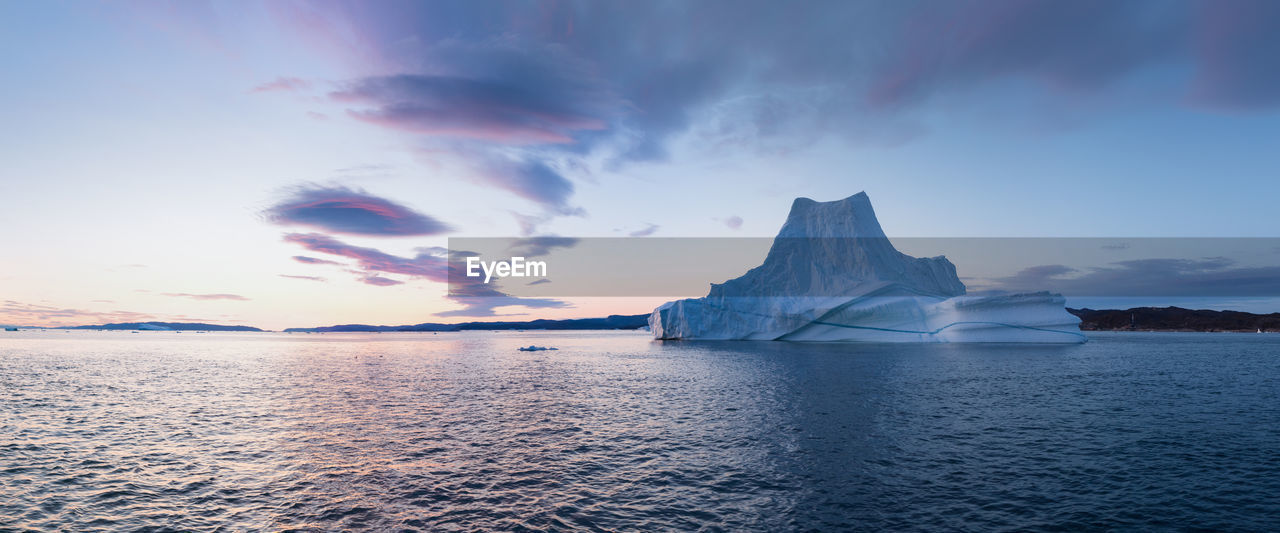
1, 330, 1278, 531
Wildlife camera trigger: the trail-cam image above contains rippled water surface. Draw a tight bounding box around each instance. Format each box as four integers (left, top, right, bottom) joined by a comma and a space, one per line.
2, 330, 1279, 531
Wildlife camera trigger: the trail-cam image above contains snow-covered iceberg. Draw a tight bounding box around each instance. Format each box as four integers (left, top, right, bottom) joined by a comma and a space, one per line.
649, 192, 1085, 343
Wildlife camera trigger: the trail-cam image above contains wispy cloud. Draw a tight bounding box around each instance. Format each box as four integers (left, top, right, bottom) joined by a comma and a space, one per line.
1, 300, 154, 327
433, 295, 570, 318
251, 76, 310, 93
506, 236, 579, 257
265, 185, 453, 236
283, 232, 449, 281
473, 158, 584, 215
279, 274, 327, 282
161, 293, 250, 301
360, 275, 403, 286
332, 57, 619, 144
629, 223, 660, 237
986, 257, 1280, 297
293, 255, 343, 266
282, 232, 569, 315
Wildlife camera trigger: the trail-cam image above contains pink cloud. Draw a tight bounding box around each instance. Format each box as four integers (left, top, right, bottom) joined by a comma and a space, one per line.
266, 185, 453, 236
283, 232, 449, 282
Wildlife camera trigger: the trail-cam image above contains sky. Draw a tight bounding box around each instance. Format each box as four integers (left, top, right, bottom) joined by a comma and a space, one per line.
2, 0, 1279, 329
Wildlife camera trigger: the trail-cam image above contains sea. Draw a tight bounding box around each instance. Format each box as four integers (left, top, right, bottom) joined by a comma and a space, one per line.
2, 330, 1278, 531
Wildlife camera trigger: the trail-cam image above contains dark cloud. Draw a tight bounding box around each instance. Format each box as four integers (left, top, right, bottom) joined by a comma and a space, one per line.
264, 1, 1280, 225
265, 185, 453, 236
1189, 0, 1280, 110
299, 1, 1280, 140
990, 257, 1280, 297
628, 224, 659, 237
331, 40, 622, 145
280, 274, 327, 282
864, 0, 1190, 108
161, 293, 250, 301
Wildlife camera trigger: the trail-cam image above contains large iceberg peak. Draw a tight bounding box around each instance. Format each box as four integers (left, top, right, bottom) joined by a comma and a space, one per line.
708, 192, 965, 299
779, 192, 887, 239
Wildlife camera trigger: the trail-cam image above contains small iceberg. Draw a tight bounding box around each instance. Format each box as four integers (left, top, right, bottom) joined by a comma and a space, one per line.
518, 345, 559, 351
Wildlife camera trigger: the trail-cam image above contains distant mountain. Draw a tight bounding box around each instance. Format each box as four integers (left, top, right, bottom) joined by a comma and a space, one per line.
58, 322, 263, 331
1069, 307, 1280, 332
285, 314, 650, 333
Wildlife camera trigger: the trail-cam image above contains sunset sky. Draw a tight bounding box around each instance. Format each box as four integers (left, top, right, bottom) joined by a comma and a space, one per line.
3, 1, 1279, 329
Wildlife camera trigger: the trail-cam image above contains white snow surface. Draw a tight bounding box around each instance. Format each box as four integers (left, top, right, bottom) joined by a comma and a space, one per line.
649, 193, 1085, 343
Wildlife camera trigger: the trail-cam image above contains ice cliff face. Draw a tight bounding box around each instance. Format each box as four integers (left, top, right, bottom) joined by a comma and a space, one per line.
650, 192, 1085, 343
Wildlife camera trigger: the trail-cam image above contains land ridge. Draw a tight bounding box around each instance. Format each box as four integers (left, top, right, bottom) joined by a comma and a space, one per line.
15, 307, 1280, 333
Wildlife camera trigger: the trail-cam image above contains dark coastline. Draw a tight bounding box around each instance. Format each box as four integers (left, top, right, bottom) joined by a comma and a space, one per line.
281, 314, 652, 333
24, 307, 1280, 333
1070, 307, 1280, 333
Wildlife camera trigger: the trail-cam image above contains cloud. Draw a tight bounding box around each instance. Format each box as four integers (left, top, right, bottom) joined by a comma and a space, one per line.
249, 1, 1280, 233
283, 232, 450, 281
724, 216, 743, 230
229, 1, 1280, 167
433, 295, 571, 318
988, 257, 1280, 297
506, 236, 579, 257
161, 293, 251, 301
360, 275, 403, 286
293, 255, 343, 266
474, 158, 584, 215
1189, 0, 1280, 110
265, 185, 453, 236
282, 232, 571, 314
280, 274, 327, 282
863, 1, 1190, 108
332, 48, 620, 145
629, 223, 660, 237
1, 300, 154, 328
251, 76, 310, 93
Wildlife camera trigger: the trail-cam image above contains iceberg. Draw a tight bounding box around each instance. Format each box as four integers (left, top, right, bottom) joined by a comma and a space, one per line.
649, 192, 1086, 343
